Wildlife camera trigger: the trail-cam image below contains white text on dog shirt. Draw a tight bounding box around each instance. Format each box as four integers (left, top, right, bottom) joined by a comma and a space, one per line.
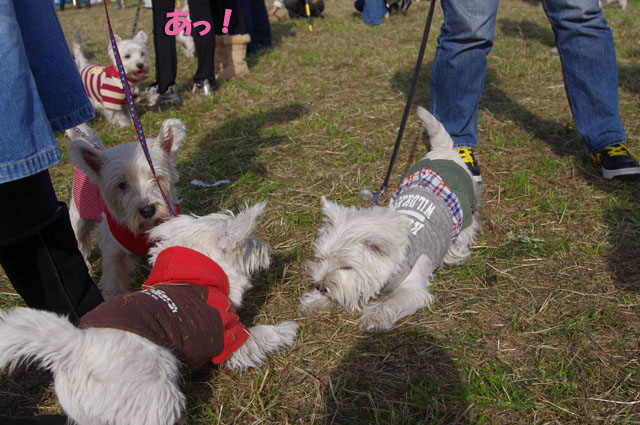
143, 288, 179, 313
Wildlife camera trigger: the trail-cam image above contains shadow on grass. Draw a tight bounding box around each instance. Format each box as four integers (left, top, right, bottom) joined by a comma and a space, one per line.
498, 18, 556, 47
178, 102, 307, 212
324, 330, 471, 424
618, 63, 640, 96
604, 200, 640, 291
0, 368, 55, 418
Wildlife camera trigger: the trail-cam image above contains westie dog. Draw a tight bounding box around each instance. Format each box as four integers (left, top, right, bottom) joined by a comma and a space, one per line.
299, 107, 481, 332
599, 0, 627, 10
176, 3, 196, 58
68, 119, 184, 298
72, 29, 151, 127
0, 203, 299, 425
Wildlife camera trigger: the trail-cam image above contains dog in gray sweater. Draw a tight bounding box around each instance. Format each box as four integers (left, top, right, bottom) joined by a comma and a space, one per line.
299, 107, 481, 332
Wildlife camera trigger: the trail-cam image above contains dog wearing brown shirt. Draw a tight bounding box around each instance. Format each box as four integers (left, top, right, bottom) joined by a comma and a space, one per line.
0, 203, 298, 425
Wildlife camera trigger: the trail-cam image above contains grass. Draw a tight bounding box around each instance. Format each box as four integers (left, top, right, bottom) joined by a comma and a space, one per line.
1, 0, 640, 423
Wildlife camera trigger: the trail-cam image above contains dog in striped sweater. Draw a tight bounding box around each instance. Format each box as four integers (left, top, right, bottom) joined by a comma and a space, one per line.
72, 29, 150, 127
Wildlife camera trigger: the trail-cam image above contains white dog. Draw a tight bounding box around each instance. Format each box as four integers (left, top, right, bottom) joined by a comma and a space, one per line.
176, 3, 196, 58
599, 0, 627, 10
72, 29, 151, 127
0, 203, 299, 425
68, 119, 184, 298
299, 107, 481, 332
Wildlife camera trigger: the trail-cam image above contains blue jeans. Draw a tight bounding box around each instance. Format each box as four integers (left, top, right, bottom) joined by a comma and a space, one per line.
429, 0, 626, 153
0, 0, 94, 183
354, 0, 386, 26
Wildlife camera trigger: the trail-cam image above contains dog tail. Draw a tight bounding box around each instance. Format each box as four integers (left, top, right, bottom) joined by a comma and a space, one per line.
64, 122, 104, 149
72, 29, 88, 69
0, 307, 79, 375
224, 321, 299, 370
416, 106, 454, 152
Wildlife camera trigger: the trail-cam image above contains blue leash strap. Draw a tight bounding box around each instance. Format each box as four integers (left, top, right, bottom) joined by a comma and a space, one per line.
102, 0, 176, 217
132, 0, 142, 37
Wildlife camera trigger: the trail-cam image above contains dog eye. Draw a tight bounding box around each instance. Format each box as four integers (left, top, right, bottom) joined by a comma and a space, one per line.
118, 182, 129, 190
125, 54, 131, 59
339, 266, 352, 271
140, 52, 145, 56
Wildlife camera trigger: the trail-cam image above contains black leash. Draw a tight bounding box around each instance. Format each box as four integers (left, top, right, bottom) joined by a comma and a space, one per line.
371, 0, 437, 206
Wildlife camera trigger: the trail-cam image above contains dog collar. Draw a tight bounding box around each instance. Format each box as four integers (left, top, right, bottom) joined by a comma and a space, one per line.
104, 203, 181, 255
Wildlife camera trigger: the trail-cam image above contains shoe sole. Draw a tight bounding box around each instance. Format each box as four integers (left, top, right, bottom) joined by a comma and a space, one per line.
602, 166, 640, 180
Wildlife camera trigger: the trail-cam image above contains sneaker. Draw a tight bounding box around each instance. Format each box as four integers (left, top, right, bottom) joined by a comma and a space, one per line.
138, 84, 181, 107
192, 80, 213, 96
590, 143, 640, 180
456, 147, 482, 183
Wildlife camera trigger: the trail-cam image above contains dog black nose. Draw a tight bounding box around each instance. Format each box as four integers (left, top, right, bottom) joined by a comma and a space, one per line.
136, 63, 144, 70
139, 205, 156, 219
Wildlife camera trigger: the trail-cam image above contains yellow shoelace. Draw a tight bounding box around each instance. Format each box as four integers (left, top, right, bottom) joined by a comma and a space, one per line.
456, 148, 475, 166
604, 144, 630, 157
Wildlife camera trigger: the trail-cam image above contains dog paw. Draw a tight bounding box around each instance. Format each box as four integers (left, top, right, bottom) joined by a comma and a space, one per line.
297, 290, 333, 317
358, 311, 393, 333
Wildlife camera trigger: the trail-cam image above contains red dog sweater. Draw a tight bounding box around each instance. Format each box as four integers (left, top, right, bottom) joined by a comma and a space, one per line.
77, 246, 249, 370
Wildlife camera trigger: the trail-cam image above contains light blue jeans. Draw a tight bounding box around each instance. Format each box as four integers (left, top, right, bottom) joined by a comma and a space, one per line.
0, 0, 94, 183
429, 0, 626, 153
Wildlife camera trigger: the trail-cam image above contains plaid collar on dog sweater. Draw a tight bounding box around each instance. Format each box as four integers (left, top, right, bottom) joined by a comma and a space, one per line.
391, 158, 477, 242
77, 247, 249, 370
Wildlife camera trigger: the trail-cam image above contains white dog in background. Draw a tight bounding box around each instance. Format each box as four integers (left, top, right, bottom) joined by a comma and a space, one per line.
299, 107, 481, 332
599, 0, 627, 10
176, 2, 196, 57
67, 119, 184, 298
0, 203, 299, 425
72, 29, 151, 127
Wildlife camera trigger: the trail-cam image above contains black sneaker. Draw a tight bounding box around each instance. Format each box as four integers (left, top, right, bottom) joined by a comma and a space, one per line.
456, 147, 482, 183
590, 143, 640, 181
192, 80, 213, 96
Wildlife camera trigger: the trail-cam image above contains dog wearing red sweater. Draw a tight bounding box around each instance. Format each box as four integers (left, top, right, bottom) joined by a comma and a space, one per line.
0, 203, 299, 425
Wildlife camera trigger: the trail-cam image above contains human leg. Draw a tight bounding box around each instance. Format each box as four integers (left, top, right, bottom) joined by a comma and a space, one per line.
429, 0, 499, 151
151, 0, 178, 93
542, 0, 625, 153
189, 0, 216, 87
542, 0, 638, 179
0, 171, 103, 323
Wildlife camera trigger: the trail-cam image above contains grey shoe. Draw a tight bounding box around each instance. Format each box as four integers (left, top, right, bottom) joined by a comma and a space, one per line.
139, 84, 181, 107
192, 80, 213, 96
157, 84, 182, 106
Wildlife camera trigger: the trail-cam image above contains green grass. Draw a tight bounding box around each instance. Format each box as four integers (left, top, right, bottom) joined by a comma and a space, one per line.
1, 0, 640, 423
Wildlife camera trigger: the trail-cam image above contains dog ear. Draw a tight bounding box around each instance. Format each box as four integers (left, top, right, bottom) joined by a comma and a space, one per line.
364, 236, 394, 258
68, 140, 104, 183
152, 119, 186, 160
221, 202, 266, 250
134, 30, 149, 45
320, 197, 342, 225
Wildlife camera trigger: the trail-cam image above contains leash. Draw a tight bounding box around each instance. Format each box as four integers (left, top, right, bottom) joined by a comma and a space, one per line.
367, 0, 436, 206
131, 0, 143, 37
102, 0, 177, 217
71, 126, 104, 150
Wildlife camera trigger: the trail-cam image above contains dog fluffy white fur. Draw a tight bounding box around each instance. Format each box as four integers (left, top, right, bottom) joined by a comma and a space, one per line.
0, 204, 299, 425
176, 3, 196, 58
299, 107, 481, 332
67, 119, 185, 299
72, 29, 151, 127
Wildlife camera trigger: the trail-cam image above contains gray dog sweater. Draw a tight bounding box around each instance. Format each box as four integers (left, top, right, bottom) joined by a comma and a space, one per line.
386, 159, 477, 288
